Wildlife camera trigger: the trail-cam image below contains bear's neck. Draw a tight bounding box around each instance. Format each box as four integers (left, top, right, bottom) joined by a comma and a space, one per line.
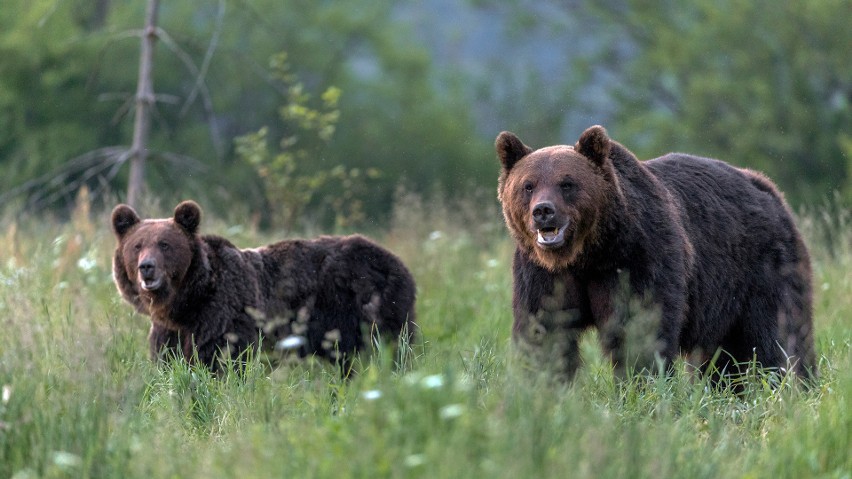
572, 149, 674, 277
156, 240, 216, 328
559, 181, 635, 276
572, 220, 632, 276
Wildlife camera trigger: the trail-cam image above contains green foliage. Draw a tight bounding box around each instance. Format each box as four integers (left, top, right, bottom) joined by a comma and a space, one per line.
587, 0, 852, 205
0, 0, 488, 222
0, 0, 126, 194
2, 1, 848, 218
235, 52, 379, 230
0, 197, 850, 478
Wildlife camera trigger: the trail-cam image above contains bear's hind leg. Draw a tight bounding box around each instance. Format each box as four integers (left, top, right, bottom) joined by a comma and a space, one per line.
719, 287, 814, 385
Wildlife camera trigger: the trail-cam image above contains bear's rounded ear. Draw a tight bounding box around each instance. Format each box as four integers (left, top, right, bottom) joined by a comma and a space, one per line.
576, 125, 611, 166
495, 131, 533, 172
111, 204, 140, 239
173, 200, 202, 234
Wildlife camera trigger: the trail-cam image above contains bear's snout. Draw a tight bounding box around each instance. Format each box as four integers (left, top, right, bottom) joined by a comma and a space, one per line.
137, 257, 163, 291
139, 258, 155, 277
532, 201, 556, 226
530, 199, 569, 249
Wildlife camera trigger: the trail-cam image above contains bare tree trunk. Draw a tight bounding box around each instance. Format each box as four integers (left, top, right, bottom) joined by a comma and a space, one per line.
127, 0, 160, 208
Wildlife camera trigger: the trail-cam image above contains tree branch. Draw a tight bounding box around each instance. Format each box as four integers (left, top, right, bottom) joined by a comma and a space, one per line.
126, 0, 160, 207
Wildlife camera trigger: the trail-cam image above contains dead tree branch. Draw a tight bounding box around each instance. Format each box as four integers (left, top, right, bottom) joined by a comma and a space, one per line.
126, 0, 160, 208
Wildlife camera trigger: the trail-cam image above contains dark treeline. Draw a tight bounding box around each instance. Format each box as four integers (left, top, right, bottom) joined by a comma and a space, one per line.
1, 0, 849, 227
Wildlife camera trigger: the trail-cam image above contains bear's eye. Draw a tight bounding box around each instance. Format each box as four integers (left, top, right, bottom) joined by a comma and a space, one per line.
133, 243, 142, 251
158, 241, 170, 251
523, 183, 534, 193
560, 181, 576, 192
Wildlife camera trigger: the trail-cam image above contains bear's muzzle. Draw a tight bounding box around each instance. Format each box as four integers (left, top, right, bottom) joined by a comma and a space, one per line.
138, 258, 164, 291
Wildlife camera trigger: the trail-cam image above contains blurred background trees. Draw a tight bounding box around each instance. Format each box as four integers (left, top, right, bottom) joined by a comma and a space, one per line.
1, 0, 849, 226
588, 0, 852, 205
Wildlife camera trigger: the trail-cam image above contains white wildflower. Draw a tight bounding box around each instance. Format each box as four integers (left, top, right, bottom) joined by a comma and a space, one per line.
361, 390, 382, 401
421, 374, 444, 389
439, 404, 465, 420
76, 255, 96, 272
51, 451, 82, 468
404, 454, 425, 468
275, 336, 306, 351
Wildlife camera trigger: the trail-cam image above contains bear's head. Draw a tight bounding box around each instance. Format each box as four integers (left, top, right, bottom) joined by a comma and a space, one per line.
111, 201, 206, 314
496, 125, 619, 271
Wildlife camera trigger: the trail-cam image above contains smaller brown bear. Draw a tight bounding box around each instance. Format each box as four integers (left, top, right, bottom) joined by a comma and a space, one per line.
496, 126, 816, 383
111, 200, 416, 372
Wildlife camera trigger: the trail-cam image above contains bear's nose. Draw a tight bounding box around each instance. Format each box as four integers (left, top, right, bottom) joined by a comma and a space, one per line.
532, 201, 556, 224
138, 258, 156, 279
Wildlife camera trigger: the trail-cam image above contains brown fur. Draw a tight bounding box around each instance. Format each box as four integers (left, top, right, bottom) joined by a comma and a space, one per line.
111, 200, 416, 371
496, 126, 816, 382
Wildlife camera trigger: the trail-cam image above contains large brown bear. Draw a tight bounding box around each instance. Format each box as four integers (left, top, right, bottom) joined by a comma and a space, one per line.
111, 200, 416, 371
496, 125, 816, 382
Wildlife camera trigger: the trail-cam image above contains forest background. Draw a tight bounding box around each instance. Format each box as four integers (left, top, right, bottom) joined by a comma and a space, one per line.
1, 0, 850, 226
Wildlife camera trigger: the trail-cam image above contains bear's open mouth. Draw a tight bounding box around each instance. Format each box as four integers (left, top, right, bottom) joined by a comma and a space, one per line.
536, 224, 567, 248
140, 278, 163, 291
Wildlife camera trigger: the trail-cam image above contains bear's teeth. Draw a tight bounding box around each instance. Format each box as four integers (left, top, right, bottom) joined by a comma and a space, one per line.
536, 226, 565, 245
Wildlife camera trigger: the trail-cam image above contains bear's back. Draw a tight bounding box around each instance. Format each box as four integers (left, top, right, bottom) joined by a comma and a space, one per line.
645, 153, 791, 235
644, 153, 808, 350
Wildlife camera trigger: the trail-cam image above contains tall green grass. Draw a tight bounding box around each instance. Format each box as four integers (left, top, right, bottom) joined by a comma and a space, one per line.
0, 195, 849, 478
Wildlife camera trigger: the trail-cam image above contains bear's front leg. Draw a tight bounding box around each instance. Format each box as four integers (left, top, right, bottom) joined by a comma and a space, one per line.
513, 310, 585, 381
512, 252, 590, 380
148, 323, 183, 363
592, 271, 679, 377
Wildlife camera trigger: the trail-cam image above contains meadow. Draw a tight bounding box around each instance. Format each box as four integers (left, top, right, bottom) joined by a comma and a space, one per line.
0, 193, 849, 479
